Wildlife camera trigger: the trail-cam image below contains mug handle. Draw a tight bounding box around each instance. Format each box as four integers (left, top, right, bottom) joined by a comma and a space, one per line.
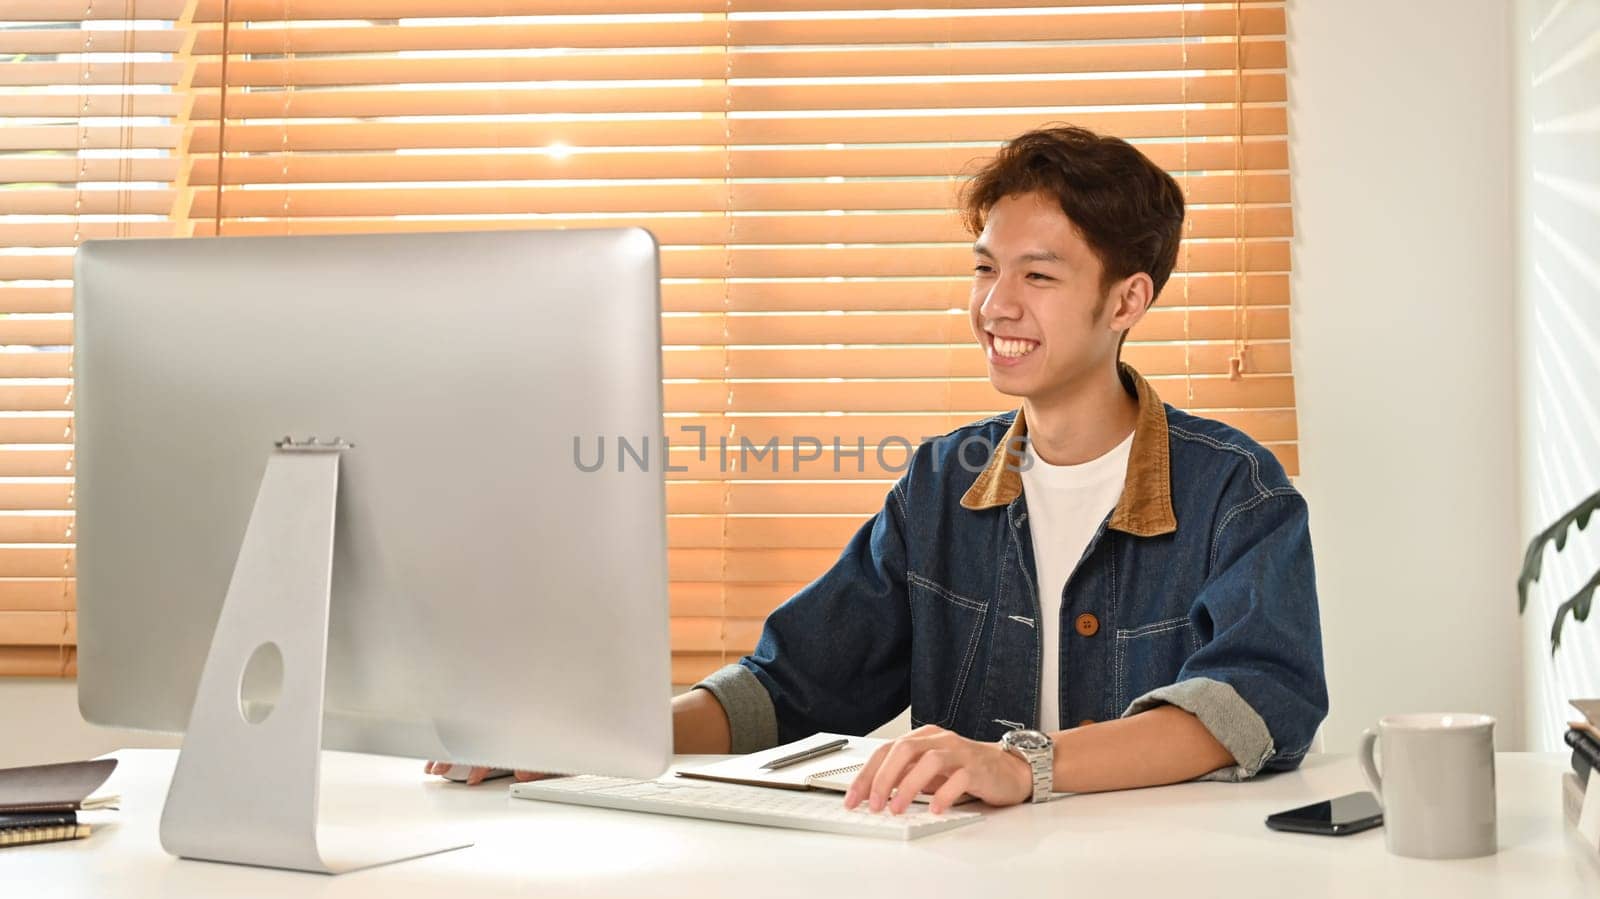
1358, 727, 1383, 803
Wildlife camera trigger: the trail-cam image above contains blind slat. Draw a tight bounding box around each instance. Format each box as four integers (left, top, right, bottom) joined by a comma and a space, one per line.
184, 48, 1286, 88
183, 109, 1284, 153
188, 73, 1286, 120
0, 29, 188, 54
0, 158, 182, 184
0, 579, 75, 613
189, 206, 1294, 245
0, 647, 76, 679
0, 385, 75, 413
0, 223, 176, 251
0, 353, 74, 379
186, 141, 1289, 187
0, 126, 182, 152
0, 94, 185, 118
0, 189, 178, 218
185, 0, 1281, 21
662, 307, 1291, 346
192, 24, 1282, 63
659, 341, 1293, 380
189, 9, 1280, 52
0, 318, 72, 347
0, 551, 76, 579
0, 515, 74, 545
0, 62, 188, 88
0, 611, 74, 644
183, 40, 1284, 85
6, 0, 189, 18
183, 175, 1288, 218
0, 450, 74, 479
689, 374, 1297, 414
0, 416, 76, 444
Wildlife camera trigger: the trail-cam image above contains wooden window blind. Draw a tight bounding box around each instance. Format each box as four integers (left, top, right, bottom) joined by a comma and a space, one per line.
0, 0, 1295, 684
0, 1, 193, 676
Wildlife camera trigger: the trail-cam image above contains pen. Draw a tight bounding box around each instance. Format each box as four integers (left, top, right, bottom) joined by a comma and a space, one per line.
760, 738, 849, 771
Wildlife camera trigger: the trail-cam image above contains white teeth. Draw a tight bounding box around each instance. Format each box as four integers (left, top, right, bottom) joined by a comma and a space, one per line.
992, 336, 1037, 358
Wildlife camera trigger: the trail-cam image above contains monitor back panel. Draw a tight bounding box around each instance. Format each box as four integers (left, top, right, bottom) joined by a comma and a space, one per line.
73, 228, 672, 777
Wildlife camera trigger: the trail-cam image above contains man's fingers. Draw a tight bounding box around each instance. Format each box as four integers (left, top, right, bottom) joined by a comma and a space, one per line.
928, 768, 971, 815
889, 750, 948, 816
868, 739, 926, 813
844, 743, 893, 809
464, 766, 493, 785
513, 771, 554, 783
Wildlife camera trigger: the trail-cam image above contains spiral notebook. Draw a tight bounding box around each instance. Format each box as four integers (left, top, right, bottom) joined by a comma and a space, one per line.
675, 734, 974, 805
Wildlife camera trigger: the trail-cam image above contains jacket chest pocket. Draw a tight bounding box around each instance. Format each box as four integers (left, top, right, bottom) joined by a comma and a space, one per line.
906, 572, 988, 728
1111, 615, 1201, 713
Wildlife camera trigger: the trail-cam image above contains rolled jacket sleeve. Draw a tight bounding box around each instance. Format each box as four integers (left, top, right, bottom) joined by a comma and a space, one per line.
1122, 488, 1327, 781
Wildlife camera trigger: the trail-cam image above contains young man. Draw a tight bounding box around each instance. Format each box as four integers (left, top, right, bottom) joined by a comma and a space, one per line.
440, 127, 1327, 814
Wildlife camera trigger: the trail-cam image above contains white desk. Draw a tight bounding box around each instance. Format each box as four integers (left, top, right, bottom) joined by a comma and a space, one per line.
9, 750, 1600, 897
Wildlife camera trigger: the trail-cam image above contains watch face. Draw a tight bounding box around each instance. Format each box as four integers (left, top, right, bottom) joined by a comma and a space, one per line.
1005, 729, 1052, 752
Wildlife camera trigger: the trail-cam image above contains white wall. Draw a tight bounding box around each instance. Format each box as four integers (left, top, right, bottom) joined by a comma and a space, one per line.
1288, 0, 1524, 750
1514, 0, 1600, 750
0, 680, 178, 769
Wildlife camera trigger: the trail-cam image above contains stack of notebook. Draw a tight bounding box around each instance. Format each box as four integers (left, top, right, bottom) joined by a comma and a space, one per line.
0, 759, 119, 849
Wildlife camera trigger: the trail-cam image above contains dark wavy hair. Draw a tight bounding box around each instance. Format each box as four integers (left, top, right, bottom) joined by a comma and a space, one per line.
961, 125, 1186, 300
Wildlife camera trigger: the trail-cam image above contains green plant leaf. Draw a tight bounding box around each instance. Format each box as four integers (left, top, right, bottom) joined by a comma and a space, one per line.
1520, 488, 1600, 613
1550, 567, 1600, 654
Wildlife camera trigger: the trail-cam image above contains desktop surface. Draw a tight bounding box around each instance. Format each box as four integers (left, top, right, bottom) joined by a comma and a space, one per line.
8, 750, 1600, 898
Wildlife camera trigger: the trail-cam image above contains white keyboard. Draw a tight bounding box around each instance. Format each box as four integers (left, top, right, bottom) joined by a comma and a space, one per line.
510, 775, 982, 840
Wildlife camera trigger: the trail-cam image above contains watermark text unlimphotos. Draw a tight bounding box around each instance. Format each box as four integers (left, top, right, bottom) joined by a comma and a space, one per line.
573, 425, 1030, 475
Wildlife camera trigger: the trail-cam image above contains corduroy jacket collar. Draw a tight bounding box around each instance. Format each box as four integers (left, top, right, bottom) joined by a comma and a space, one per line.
958, 362, 1177, 537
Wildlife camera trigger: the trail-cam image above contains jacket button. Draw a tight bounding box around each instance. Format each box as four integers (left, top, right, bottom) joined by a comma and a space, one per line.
1074, 613, 1100, 637
1078, 718, 1096, 728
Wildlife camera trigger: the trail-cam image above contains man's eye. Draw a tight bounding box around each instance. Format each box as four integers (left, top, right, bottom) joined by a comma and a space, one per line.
1026, 272, 1054, 282
973, 264, 994, 274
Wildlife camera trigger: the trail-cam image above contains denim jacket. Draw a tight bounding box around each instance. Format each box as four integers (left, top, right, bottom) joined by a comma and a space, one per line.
697, 364, 1327, 780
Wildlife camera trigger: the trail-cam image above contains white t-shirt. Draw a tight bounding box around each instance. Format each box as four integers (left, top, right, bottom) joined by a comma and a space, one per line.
1019, 430, 1134, 733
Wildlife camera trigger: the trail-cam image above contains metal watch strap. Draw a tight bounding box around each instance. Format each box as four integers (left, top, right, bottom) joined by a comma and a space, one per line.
1000, 729, 1054, 803
1022, 748, 1051, 803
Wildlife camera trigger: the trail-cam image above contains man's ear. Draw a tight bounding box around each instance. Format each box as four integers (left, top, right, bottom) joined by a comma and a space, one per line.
1108, 273, 1156, 334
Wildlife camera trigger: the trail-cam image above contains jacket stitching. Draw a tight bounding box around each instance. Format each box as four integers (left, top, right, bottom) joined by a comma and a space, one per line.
973, 525, 1012, 730
943, 595, 987, 729
906, 572, 988, 613
903, 589, 943, 727
1111, 621, 1125, 715
1105, 540, 1119, 722
1014, 506, 1040, 730
905, 572, 987, 727
1210, 488, 1299, 570
1116, 615, 1193, 639
1168, 424, 1270, 496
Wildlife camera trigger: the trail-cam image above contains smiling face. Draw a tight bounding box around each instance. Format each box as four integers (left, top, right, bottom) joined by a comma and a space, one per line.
969, 191, 1147, 404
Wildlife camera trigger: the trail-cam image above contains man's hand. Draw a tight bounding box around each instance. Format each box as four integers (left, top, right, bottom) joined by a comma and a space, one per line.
843, 724, 1033, 815
423, 761, 555, 786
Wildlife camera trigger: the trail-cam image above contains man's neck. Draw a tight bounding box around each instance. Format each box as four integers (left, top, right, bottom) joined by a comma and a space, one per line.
1021, 364, 1140, 466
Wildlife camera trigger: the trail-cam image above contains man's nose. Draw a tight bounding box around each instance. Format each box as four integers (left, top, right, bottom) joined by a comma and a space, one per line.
979, 278, 1022, 320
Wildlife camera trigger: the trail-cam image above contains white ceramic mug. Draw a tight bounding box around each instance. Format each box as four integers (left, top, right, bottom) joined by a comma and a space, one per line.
1358, 713, 1497, 859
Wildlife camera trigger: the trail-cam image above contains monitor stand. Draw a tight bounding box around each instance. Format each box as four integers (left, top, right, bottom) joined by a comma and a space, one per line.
159, 439, 470, 874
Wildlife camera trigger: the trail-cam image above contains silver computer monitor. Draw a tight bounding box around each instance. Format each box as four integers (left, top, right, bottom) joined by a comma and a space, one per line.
72, 228, 673, 871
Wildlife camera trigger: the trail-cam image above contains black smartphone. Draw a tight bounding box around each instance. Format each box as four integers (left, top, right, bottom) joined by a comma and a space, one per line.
1265, 791, 1383, 836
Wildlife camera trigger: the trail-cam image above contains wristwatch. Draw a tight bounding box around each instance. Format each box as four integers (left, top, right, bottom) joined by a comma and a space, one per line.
999, 728, 1055, 803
